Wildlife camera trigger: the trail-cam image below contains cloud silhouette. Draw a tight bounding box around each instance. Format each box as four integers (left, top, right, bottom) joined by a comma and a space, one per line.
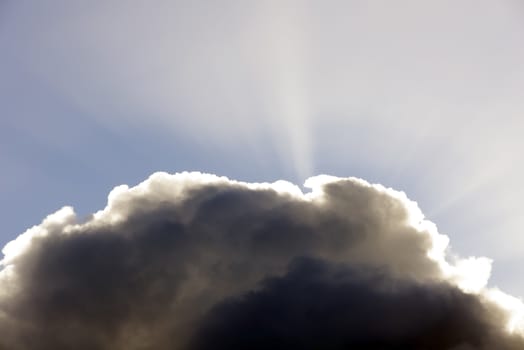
0, 172, 522, 349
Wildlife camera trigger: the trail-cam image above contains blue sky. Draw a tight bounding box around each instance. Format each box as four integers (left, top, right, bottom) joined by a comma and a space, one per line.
1, 0, 524, 296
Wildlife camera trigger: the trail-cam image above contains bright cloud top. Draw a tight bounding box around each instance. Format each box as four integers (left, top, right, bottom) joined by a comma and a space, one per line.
0, 171, 523, 349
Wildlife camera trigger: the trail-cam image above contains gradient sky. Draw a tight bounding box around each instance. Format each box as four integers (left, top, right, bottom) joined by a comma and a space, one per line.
1, 0, 524, 297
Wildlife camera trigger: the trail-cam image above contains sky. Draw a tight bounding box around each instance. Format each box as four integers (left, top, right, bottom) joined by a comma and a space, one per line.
1, 0, 524, 306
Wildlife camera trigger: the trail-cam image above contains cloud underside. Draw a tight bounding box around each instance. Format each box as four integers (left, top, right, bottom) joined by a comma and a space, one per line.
0, 172, 522, 349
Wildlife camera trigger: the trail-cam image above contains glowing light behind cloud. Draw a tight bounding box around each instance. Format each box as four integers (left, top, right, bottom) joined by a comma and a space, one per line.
4, 0, 523, 182
1, 0, 524, 295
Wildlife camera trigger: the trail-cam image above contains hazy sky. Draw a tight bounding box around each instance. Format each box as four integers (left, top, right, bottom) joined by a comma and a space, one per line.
1, 0, 524, 299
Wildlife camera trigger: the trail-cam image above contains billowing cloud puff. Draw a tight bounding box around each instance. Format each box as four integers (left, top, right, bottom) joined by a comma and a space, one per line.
0, 172, 523, 349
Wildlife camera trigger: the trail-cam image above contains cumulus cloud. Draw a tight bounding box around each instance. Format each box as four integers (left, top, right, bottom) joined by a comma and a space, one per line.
0, 171, 523, 349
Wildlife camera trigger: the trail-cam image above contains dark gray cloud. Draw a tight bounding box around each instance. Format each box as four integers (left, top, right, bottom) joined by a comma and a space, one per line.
192, 257, 517, 350
0, 172, 522, 349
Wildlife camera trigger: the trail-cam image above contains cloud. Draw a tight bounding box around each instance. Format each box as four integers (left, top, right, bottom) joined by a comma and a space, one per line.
191, 257, 515, 350
0, 171, 523, 349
